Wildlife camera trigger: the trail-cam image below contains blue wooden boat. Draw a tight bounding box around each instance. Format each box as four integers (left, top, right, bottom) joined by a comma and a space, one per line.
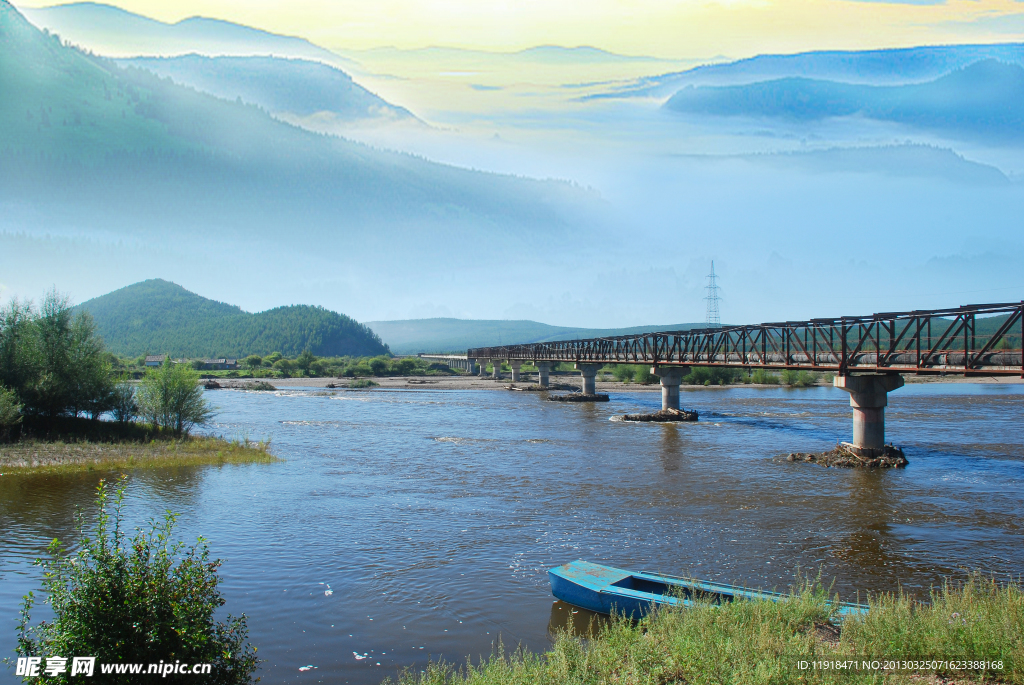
549, 560, 867, 619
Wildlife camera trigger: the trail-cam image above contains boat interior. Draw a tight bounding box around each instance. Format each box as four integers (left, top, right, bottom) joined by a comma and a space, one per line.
611, 575, 729, 603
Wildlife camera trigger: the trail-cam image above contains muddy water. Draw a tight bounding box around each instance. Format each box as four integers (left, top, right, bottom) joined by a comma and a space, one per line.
1, 384, 1022, 683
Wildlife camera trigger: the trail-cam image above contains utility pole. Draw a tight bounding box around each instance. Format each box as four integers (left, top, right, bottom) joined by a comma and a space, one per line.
704, 261, 721, 329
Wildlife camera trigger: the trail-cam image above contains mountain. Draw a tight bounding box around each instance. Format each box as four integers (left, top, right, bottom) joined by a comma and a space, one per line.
20, 1, 351, 65
1, 0, 578, 245
664, 60, 1024, 141
365, 319, 704, 355
116, 55, 417, 124
78, 279, 389, 358
592, 43, 1024, 99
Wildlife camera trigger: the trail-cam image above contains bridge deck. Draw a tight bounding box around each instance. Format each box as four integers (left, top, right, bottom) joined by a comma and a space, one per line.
468, 302, 1024, 376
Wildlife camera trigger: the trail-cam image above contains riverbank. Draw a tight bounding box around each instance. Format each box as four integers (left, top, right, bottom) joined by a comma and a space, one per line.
389, 575, 1021, 685
0, 436, 278, 474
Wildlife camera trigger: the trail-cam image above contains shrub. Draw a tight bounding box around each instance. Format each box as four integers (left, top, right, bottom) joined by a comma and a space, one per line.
781, 370, 820, 387
15, 477, 260, 684
369, 357, 389, 375
137, 361, 214, 437
750, 368, 780, 385
349, 379, 379, 388
634, 366, 655, 384
685, 367, 743, 386
612, 365, 634, 383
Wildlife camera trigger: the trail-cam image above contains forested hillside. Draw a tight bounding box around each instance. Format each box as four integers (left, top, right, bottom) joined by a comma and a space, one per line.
0, 0, 578, 243
78, 280, 389, 358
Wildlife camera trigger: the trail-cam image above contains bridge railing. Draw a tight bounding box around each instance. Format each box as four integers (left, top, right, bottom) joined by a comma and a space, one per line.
468, 302, 1024, 376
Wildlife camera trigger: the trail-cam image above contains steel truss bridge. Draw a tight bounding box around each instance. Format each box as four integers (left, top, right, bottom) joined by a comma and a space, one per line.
468, 302, 1024, 377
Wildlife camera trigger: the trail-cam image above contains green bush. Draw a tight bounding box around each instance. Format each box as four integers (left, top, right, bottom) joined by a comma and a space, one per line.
685, 367, 742, 386
634, 366, 655, 384
349, 379, 379, 388
137, 361, 214, 436
749, 368, 780, 385
611, 365, 634, 383
15, 477, 260, 684
780, 370, 820, 387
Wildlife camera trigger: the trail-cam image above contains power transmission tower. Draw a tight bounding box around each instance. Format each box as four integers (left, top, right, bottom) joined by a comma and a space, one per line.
704, 261, 721, 329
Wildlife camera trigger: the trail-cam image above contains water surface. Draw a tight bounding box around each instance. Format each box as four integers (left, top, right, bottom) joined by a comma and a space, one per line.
2, 383, 1022, 683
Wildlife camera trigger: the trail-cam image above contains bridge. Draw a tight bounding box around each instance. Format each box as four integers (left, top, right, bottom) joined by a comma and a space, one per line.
461, 302, 1023, 457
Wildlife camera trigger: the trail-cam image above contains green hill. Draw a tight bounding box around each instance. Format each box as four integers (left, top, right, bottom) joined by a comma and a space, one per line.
78, 279, 389, 358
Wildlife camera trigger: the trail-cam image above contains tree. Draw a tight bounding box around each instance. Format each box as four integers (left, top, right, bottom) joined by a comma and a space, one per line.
137, 361, 214, 436
243, 354, 262, 371
295, 349, 315, 375
0, 299, 38, 401
0, 384, 22, 442
30, 291, 112, 417
369, 357, 388, 376
16, 477, 260, 684
109, 375, 138, 424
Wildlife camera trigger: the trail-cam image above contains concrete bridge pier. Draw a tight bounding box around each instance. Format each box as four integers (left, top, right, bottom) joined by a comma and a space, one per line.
468, 360, 478, 375
491, 359, 503, 379
509, 361, 522, 382
535, 362, 551, 387
834, 374, 904, 455
477, 360, 487, 377
575, 363, 600, 395
652, 366, 686, 411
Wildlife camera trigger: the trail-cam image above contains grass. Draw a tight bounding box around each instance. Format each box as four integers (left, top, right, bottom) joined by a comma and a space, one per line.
388, 574, 1023, 685
0, 435, 279, 474
349, 379, 380, 388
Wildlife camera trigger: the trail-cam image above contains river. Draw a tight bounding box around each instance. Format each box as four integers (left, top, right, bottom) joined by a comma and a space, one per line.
2, 383, 1022, 683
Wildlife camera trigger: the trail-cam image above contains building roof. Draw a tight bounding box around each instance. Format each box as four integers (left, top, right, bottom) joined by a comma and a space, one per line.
144, 355, 167, 362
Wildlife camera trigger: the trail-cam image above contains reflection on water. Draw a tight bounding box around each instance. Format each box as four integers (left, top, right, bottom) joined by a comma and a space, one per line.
1, 384, 1022, 684
548, 600, 607, 637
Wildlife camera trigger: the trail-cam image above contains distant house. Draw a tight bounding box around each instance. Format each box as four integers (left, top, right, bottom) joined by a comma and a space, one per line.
199, 358, 239, 370
144, 355, 167, 367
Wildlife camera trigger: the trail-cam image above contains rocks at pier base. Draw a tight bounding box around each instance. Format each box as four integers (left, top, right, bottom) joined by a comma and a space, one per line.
548, 393, 610, 402
623, 408, 699, 423
202, 380, 222, 390
784, 444, 908, 469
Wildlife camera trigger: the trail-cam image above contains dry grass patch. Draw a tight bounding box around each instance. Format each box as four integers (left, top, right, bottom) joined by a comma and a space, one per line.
0, 436, 278, 474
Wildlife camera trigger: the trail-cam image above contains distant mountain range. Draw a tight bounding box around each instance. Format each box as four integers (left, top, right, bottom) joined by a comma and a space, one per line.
365, 319, 704, 355
592, 42, 1024, 99
116, 55, 417, 124
21, 1, 351, 65
664, 60, 1024, 141
79, 280, 389, 358
1, 0, 577, 249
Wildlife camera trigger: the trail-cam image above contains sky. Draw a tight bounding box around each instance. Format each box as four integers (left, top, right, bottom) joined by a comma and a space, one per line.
21, 0, 1024, 59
